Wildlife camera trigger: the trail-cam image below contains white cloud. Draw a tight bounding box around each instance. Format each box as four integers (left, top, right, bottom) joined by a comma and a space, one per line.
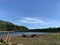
20, 17, 44, 23
19, 17, 56, 25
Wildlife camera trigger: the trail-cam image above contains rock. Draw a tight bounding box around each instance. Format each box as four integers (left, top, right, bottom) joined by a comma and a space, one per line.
22, 34, 26, 37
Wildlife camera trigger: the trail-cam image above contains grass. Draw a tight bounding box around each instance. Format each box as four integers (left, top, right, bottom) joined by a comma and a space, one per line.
0, 33, 60, 45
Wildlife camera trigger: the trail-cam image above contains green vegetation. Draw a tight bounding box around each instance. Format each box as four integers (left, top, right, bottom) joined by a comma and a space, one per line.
0, 20, 28, 32
0, 20, 60, 32
29, 27, 60, 32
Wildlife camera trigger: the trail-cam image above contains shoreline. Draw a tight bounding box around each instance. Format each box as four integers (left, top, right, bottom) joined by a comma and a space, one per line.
0, 33, 60, 45
0, 31, 14, 32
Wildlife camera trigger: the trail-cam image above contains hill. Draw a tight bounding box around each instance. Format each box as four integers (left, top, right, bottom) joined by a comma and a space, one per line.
0, 20, 60, 32
0, 20, 28, 32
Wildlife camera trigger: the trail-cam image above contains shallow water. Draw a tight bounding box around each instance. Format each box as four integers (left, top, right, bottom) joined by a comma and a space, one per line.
0, 32, 49, 36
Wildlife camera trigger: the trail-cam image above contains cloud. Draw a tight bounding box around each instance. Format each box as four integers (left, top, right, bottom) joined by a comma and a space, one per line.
20, 17, 43, 23
19, 17, 56, 25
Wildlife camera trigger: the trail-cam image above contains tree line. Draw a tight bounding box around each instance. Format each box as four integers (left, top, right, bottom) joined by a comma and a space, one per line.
0, 20, 60, 32
0, 20, 28, 32
29, 27, 60, 32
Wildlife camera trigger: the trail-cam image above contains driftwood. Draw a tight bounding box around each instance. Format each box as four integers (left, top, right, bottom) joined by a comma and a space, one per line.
0, 32, 11, 45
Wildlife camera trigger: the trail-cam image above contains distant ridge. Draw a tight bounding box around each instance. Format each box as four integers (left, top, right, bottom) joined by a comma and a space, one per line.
0, 20, 28, 32
0, 20, 60, 32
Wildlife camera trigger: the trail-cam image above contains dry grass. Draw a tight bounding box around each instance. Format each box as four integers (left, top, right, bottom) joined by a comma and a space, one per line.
0, 33, 60, 45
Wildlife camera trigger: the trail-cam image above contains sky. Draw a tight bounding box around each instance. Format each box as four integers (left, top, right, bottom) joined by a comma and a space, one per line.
0, 0, 60, 29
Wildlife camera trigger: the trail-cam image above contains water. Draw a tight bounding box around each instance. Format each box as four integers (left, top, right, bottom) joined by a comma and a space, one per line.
0, 32, 48, 36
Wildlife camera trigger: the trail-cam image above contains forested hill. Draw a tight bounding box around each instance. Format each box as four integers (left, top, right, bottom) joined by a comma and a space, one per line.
29, 27, 60, 32
0, 20, 28, 31
0, 20, 60, 32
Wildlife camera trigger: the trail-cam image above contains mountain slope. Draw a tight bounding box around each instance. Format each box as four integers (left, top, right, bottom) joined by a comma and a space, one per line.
0, 20, 28, 31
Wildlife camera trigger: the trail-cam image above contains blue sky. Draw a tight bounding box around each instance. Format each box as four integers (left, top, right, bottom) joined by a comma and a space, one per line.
0, 0, 60, 29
